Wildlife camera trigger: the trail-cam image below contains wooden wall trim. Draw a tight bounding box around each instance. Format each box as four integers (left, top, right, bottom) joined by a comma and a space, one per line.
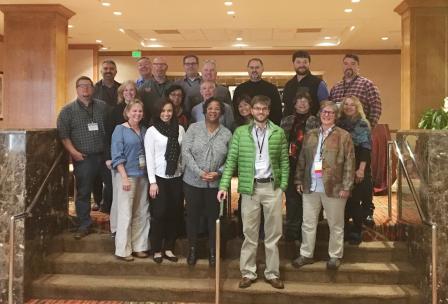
99, 49, 401, 57
69, 44, 102, 50
0, 34, 3, 42
93, 48, 99, 82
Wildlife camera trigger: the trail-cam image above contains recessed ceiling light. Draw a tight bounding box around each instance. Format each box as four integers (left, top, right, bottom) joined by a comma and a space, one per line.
233, 43, 248, 47
101, 2, 111, 7
344, 8, 353, 13
224, 1, 233, 6
68, 24, 74, 28
350, 26, 356, 31
149, 38, 157, 41
96, 39, 102, 43
316, 39, 341, 47
381, 37, 389, 40
236, 37, 243, 41
119, 28, 125, 33
113, 11, 122, 16
227, 10, 235, 15
100, 47, 109, 50
324, 36, 331, 40
352, 0, 360, 3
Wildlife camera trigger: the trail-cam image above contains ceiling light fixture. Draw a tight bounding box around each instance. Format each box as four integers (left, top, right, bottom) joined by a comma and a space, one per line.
119, 28, 125, 33
100, 47, 109, 50
315, 39, 341, 47
381, 36, 389, 40
344, 8, 353, 13
101, 2, 111, 7
68, 24, 74, 28
350, 25, 356, 31
351, 0, 360, 3
227, 10, 236, 15
224, 1, 233, 6
324, 36, 331, 40
113, 11, 122, 16
96, 39, 102, 43
236, 37, 243, 41
233, 43, 248, 47
149, 38, 157, 41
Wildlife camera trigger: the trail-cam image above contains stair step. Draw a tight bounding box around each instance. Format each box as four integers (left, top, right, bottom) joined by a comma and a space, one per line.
49, 232, 408, 262
31, 274, 421, 304
45, 252, 417, 285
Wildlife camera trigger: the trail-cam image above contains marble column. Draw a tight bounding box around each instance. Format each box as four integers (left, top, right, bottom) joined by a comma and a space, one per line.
0, 5, 75, 129
0, 129, 69, 303
394, 0, 448, 129
396, 130, 448, 304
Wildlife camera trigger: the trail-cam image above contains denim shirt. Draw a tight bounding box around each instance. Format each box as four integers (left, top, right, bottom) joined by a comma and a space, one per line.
111, 124, 148, 177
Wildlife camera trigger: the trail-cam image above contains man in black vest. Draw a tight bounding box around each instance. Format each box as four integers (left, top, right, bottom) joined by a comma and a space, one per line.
282, 51, 329, 117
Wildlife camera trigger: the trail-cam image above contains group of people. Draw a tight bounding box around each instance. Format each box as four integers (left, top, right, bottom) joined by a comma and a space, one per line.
57, 50, 381, 290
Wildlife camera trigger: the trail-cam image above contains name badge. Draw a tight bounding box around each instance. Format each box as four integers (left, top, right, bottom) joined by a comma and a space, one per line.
255, 157, 268, 171
314, 160, 323, 177
138, 154, 146, 169
88, 123, 99, 131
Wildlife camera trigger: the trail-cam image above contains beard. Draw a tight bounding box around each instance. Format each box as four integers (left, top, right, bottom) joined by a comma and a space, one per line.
344, 68, 354, 78
295, 67, 309, 76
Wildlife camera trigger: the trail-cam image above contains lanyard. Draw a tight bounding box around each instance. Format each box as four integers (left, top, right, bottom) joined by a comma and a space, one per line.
319, 127, 334, 159
78, 100, 95, 122
255, 126, 267, 156
128, 124, 145, 150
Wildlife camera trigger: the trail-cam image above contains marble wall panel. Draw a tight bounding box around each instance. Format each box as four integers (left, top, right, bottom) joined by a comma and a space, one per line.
398, 130, 448, 304
0, 129, 69, 304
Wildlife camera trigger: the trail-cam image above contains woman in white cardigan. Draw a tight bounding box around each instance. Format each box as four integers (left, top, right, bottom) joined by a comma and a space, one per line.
144, 99, 185, 264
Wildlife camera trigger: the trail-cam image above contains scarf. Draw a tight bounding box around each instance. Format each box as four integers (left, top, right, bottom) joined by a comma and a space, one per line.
338, 116, 371, 150
153, 119, 181, 176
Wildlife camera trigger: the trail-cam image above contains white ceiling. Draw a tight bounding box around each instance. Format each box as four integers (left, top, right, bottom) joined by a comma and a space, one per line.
0, 0, 403, 51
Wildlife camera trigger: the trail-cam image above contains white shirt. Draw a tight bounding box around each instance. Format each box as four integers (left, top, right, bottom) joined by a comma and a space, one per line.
310, 125, 334, 192
252, 124, 272, 179
144, 125, 185, 184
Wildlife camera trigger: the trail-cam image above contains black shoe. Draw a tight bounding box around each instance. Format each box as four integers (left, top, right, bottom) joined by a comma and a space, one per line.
164, 251, 178, 263
73, 228, 91, 240
364, 215, 375, 227
153, 254, 163, 264
209, 249, 216, 267
187, 247, 197, 266
348, 232, 362, 245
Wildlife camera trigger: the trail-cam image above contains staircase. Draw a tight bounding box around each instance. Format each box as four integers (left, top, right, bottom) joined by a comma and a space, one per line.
31, 229, 422, 304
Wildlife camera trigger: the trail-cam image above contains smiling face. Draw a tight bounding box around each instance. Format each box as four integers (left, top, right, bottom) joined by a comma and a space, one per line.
293, 57, 310, 76
294, 97, 311, 114
126, 103, 144, 124
122, 84, 137, 102
343, 57, 359, 79
251, 102, 270, 124
201, 62, 217, 82
184, 56, 199, 77
342, 97, 358, 117
152, 57, 168, 78
160, 102, 174, 123
169, 89, 183, 107
247, 59, 264, 82
137, 58, 152, 79
200, 81, 216, 101
238, 100, 252, 118
205, 100, 221, 124
101, 62, 117, 81
320, 105, 337, 127
76, 79, 94, 101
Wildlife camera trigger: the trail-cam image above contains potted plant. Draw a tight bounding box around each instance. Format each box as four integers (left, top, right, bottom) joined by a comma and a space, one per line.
418, 97, 448, 130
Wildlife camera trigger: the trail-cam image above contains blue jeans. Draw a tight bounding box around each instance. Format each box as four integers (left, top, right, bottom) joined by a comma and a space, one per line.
73, 154, 110, 230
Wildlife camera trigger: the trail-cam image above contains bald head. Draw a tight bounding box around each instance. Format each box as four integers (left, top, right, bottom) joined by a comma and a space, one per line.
201, 60, 217, 82
152, 57, 168, 81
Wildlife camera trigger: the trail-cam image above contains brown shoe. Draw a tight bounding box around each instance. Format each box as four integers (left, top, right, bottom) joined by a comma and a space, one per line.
265, 278, 284, 289
239, 277, 256, 289
73, 229, 91, 240
116, 255, 134, 262
133, 251, 149, 258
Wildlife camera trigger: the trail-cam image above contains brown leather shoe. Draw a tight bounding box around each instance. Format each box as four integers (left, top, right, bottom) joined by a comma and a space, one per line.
265, 278, 284, 289
238, 277, 256, 289
133, 251, 149, 258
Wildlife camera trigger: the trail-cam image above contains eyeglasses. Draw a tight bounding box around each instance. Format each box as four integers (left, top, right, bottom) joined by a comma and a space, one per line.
321, 110, 336, 116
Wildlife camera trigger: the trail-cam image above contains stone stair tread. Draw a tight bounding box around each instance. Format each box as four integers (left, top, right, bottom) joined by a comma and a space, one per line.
47, 251, 416, 274
32, 273, 420, 299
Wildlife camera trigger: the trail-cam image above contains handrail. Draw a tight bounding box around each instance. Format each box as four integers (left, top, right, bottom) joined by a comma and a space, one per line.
392, 140, 438, 304
215, 219, 221, 304
8, 151, 65, 304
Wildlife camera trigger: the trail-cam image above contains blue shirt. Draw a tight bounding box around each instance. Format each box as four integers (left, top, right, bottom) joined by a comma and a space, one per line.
111, 124, 148, 177
317, 81, 330, 102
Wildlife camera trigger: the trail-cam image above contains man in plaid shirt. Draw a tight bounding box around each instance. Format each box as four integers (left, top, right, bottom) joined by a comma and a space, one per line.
329, 54, 382, 127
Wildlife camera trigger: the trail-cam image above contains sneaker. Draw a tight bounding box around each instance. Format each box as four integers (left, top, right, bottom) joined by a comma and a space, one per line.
264, 278, 284, 289
327, 258, 341, 270
292, 255, 314, 268
238, 277, 256, 289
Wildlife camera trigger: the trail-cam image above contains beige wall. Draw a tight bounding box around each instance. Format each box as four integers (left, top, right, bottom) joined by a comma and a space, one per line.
0, 41, 4, 71
67, 49, 95, 102
98, 53, 401, 129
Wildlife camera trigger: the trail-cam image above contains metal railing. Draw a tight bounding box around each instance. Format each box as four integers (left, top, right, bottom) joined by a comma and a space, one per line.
8, 151, 65, 304
215, 219, 221, 304
387, 140, 438, 304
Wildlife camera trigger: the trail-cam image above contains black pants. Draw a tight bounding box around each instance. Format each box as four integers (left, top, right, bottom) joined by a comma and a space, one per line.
284, 175, 303, 241
346, 172, 373, 234
149, 176, 183, 253
184, 182, 219, 249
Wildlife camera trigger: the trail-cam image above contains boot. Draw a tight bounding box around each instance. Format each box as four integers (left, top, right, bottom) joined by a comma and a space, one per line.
187, 247, 197, 266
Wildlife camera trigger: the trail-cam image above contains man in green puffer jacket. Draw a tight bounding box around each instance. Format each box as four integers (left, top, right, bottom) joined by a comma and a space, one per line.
218, 95, 289, 290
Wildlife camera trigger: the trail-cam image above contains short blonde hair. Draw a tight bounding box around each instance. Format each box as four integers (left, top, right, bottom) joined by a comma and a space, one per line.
123, 99, 144, 121
318, 100, 339, 120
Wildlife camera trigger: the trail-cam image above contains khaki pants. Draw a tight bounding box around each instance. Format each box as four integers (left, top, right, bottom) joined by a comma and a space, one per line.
300, 192, 347, 259
240, 182, 283, 280
115, 175, 150, 257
